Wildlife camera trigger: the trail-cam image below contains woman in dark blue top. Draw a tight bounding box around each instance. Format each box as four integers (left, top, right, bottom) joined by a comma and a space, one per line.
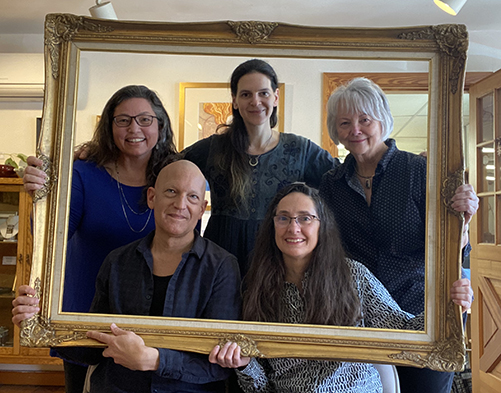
319, 77, 478, 393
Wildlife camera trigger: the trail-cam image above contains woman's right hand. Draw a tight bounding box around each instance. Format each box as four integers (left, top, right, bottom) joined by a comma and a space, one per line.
23, 156, 47, 195
12, 285, 40, 327
208, 341, 251, 369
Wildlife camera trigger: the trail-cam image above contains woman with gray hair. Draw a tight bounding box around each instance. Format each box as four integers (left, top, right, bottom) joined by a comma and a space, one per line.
319, 77, 477, 393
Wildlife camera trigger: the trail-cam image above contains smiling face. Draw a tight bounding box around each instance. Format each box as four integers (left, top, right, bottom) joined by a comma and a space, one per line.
112, 97, 159, 161
274, 192, 320, 270
147, 160, 207, 242
232, 72, 279, 129
335, 110, 385, 159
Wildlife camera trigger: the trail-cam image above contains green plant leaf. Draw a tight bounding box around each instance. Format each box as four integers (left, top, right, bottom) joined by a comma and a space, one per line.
5, 158, 18, 168
16, 153, 28, 163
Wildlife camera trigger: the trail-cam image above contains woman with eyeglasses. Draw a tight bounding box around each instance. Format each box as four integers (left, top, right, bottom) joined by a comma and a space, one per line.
209, 183, 472, 392
22, 85, 177, 393
319, 78, 478, 393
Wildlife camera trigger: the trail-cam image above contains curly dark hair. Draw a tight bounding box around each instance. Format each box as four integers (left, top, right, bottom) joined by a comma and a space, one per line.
84, 85, 177, 188
242, 183, 361, 326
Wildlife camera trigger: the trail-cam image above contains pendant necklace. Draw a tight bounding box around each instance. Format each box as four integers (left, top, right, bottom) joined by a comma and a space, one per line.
115, 162, 152, 233
248, 130, 274, 167
354, 167, 375, 190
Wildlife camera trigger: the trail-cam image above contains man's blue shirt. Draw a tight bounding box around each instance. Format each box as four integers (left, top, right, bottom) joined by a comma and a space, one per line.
58, 230, 241, 393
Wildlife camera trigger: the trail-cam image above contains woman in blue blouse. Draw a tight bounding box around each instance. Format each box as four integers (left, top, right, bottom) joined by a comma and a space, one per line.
22, 85, 177, 393
208, 183, 472, 393
318, 78, 478, 393
184, 59, 338, 276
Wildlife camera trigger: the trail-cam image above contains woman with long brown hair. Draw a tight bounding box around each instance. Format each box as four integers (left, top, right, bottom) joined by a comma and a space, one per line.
209, 183, 472, 392
184, 59, 337, 276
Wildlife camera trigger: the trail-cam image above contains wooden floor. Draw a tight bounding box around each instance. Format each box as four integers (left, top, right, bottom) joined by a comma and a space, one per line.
0, 387, 65, 393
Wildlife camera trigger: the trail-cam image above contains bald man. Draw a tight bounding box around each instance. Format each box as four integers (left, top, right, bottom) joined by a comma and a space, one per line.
14, 160, 241, 393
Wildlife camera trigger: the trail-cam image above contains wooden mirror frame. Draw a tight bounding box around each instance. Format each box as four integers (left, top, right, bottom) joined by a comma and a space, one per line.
22, 14, 468, 371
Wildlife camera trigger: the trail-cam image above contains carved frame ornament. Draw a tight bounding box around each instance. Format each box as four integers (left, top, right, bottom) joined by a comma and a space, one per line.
28, 14, 468, 371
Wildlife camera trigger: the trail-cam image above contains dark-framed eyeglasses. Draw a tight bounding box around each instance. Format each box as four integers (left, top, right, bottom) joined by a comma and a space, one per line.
113, 115, 158, 127
273, 214, 320, 227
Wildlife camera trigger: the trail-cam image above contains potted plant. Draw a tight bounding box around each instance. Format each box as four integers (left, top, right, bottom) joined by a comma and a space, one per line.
1, 153, 28, 178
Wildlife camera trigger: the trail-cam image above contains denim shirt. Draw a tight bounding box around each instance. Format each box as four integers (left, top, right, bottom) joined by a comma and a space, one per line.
320, 139, 428, 315
58, 230, 241, 393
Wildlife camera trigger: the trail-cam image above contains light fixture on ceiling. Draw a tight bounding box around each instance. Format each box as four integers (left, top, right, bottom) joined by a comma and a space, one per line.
89, 0, 118, 20
433, 0, 467, 16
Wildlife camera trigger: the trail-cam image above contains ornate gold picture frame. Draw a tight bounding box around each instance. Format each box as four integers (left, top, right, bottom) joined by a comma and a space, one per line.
25, 15, 468, 372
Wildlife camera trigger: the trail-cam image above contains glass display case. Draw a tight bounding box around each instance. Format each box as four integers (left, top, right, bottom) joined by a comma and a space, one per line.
0, 177, 59, 365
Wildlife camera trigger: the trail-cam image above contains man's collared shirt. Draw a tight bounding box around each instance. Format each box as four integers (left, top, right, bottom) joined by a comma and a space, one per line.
60, 230, 241, 393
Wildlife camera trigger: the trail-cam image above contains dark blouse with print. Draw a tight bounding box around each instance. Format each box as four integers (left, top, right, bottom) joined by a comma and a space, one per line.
236, 259, 423, 393
184, 132, 338, 276
319, 139, 428, 315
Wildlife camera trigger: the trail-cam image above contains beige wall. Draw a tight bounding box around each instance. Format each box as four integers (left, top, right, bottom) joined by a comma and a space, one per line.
1, 51, 430, 161
0, 54, 44, 157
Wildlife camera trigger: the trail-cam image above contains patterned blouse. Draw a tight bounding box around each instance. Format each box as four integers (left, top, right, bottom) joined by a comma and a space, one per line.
183, 133, 338, 275
236, 259, 423, 393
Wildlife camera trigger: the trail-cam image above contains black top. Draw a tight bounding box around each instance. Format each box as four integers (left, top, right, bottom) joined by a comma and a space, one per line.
150, 274, 173, 317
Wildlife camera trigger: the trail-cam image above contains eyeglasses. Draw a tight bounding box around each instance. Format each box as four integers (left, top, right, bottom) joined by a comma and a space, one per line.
113, 115, 158, 127
273, 214, 320, 227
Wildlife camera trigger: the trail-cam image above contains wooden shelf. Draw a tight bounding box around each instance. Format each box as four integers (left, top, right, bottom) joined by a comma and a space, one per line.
0, 178, 23, 185
0, 179, 55, 374
0, 292, 14, 299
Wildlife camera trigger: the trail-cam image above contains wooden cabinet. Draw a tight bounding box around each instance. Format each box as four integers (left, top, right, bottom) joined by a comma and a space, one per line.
0, 177, 60, 366
469, 69, 501, 393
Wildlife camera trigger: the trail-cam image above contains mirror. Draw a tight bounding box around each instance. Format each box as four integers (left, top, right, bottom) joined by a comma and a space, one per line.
23, 15, 467, 371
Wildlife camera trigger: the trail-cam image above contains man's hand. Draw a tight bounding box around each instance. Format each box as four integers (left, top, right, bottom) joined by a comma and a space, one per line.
87, 323, 160, 371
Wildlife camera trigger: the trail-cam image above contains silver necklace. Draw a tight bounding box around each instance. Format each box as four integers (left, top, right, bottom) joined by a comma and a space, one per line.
115, 162, 152, 233
248, 130, 274, 167
354, 167, 374, 190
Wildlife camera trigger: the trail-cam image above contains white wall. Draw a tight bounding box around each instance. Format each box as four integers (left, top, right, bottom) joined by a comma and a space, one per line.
1, 28, 501, 160
0, 53, 44, 157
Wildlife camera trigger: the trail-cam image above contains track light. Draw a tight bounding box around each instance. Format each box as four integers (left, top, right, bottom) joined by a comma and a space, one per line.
433, 0, 467, 16
89, 0, 118, 20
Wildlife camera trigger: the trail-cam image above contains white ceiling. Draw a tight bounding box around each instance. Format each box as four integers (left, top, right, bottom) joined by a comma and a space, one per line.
1, 0, 501, 71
